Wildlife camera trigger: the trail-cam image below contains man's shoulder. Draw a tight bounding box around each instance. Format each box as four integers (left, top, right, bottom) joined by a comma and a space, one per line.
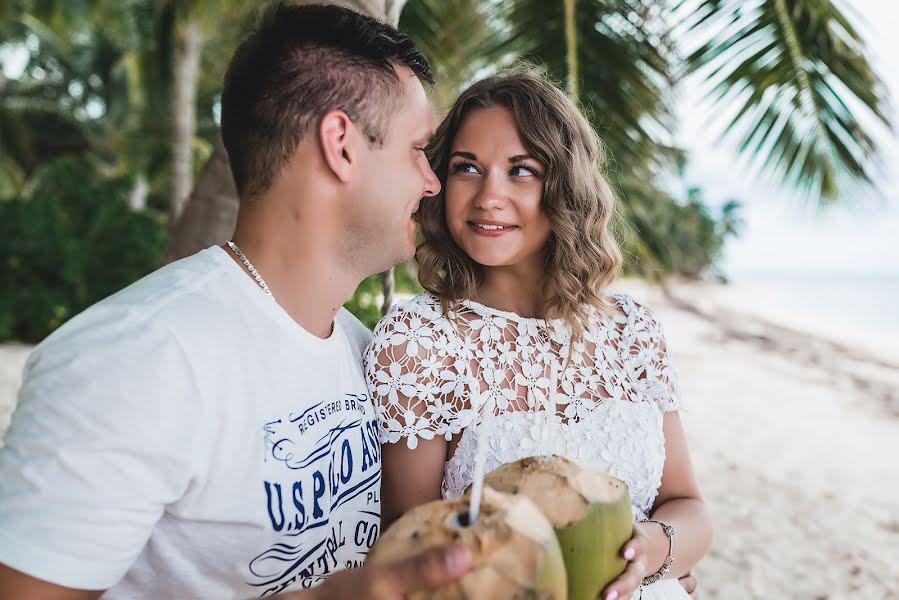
33, 248, 234, 361
336, 308, 372, 352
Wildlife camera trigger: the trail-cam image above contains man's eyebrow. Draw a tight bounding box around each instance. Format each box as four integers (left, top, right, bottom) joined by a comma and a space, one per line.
450, 150, 477, 160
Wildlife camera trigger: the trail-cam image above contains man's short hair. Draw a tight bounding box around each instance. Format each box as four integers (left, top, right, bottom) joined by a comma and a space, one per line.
220, 2, 433, 199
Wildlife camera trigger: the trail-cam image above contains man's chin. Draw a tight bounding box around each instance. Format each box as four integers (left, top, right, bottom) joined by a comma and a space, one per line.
368, 247, 415, 278
396, 236, 417, 264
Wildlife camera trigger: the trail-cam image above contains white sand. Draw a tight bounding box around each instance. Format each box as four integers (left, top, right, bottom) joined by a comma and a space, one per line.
2, 282, 898, 597
610, 280, 899, 599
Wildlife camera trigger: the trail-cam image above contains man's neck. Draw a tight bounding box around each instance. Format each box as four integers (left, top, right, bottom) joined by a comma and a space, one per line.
228, 231, 359, 340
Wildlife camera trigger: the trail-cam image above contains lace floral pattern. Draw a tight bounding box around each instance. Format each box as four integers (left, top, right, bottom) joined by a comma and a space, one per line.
364, 292, 684, 517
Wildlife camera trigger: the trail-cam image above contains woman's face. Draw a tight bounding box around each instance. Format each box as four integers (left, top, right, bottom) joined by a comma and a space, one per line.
444, 107, 552, 273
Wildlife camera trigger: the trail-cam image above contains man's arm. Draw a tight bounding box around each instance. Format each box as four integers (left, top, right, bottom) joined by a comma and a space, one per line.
0, 564, 102, 600
0, 324, 210, 591
1, 545, 472, 600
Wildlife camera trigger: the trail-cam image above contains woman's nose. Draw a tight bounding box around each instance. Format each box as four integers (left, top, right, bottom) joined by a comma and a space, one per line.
473, 173, 508, 210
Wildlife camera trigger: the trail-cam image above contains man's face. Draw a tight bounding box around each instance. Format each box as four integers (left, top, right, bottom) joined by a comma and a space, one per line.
345, 64, 440, 275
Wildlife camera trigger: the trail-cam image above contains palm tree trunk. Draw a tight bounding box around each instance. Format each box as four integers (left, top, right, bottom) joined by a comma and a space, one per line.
171, 19, 202, 223
164, 136, 238, 263
381, 269, 395, 314
563, 0, 578, 98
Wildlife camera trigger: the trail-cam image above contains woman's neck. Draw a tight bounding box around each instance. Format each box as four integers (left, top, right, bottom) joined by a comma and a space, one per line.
473, 265, 546, 318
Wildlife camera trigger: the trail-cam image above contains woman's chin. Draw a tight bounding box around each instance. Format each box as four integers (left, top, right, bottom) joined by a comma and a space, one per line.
454, 238, 520, 268
468, 252, 515, 268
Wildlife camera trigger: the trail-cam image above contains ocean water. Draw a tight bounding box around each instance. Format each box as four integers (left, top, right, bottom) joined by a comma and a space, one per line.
729, 272, 899, 358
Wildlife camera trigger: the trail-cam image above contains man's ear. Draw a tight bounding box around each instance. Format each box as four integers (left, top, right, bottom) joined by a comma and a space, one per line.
319, 109, 356, 183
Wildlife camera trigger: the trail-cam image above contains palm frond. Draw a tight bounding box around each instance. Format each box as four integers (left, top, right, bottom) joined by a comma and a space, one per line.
400, 0, 502, 113
684, 0, 893, 203
499, 0, 679, 178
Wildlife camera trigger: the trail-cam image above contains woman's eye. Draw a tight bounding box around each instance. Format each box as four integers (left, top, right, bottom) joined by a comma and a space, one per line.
511, 165, 540, 177
451, 162, 479, 174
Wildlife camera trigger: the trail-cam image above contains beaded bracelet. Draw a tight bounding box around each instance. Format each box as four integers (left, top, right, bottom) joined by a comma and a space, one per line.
639, 518, 675, 587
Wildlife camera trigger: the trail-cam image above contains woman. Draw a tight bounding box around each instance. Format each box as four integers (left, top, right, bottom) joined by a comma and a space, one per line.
364, 71, 712, 600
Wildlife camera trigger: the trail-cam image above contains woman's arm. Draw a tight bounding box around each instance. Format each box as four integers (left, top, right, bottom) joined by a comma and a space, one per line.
640, 411, 712, 577
602, 411, 712, 600
364, 302, 458, 528
604, 300, 713, 598
380, 435, 448, 528
641, 410, 713, 579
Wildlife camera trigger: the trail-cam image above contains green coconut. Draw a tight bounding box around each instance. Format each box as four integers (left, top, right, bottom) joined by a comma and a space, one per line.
482, 455, 634, 600
367, 487, 567, 599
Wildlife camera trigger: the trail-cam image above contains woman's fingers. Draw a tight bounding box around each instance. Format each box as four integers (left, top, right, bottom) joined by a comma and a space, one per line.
622, 538, 639, 561
679, 571, 697, 596
603, 556, 646, 600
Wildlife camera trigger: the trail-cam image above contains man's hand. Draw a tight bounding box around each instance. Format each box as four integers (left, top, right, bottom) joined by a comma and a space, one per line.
679, 571, 697, 597
301, 544, 472, 600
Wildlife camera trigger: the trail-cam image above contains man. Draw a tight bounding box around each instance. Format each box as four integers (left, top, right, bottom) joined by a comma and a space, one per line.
0, 4, 469, 598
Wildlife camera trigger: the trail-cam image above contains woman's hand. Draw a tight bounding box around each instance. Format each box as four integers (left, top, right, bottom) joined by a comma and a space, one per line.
679, 571, 697, 597
600, 522, 660, 600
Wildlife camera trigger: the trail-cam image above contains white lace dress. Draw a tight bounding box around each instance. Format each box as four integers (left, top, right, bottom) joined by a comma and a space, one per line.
364, 292, 690, 599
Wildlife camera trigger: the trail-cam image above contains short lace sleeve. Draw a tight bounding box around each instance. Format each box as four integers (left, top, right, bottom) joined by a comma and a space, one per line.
618, 295, 685, 413
363, 295, 477, 449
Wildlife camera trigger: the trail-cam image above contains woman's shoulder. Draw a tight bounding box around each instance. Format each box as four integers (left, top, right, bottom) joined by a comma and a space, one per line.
593, 291, 673, 351
369, 292, 446, 346
383, 291, 444, 323
581, 292, 664, 337
602, 292, 660, 322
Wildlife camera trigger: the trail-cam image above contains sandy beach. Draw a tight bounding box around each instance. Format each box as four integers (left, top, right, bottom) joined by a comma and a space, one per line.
2, 280, 897, 598
611, 280, 899, 599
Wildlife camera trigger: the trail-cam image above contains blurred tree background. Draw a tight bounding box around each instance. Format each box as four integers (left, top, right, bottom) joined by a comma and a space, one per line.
0, 0, 890, 339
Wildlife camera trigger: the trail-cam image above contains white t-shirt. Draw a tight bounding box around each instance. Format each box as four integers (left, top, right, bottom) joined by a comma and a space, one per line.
0, 246, 382, 598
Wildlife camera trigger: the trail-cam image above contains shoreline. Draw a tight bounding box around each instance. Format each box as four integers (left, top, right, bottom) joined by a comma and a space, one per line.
657, 280, 899, 418
2, 280, 898, 598
665, 277, 899, 364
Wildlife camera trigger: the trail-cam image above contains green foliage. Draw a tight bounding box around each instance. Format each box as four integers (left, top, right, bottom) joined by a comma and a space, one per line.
344, 265, 423, 330
0, 0, 256, 214
399, 0, 500, 113
0, 157, 168, 342
618, 179, 742, 279
343, 275, 384, 330
496, 0, 680, 178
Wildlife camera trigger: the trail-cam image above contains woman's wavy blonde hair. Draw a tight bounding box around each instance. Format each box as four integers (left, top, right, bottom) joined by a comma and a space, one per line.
416, 70, 622, 338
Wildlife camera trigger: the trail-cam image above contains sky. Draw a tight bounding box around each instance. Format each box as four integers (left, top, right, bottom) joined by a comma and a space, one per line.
675, 0, 899, 279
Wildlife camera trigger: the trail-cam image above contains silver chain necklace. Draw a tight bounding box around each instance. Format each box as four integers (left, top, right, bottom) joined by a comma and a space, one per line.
227, 241, 275, 301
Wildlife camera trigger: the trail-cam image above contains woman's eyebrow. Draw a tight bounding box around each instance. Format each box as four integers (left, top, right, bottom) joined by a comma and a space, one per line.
450, 150, 477, 160
509, 154, 536, 163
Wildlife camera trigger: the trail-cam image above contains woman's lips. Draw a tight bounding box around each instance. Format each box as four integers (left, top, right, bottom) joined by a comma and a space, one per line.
468, 222, 518, 237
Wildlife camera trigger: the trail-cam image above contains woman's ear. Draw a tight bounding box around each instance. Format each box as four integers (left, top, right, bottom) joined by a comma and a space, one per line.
319, 109, 355, 183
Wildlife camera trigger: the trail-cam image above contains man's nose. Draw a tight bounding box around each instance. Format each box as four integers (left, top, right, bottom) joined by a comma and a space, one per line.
422, 160, 441, 197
